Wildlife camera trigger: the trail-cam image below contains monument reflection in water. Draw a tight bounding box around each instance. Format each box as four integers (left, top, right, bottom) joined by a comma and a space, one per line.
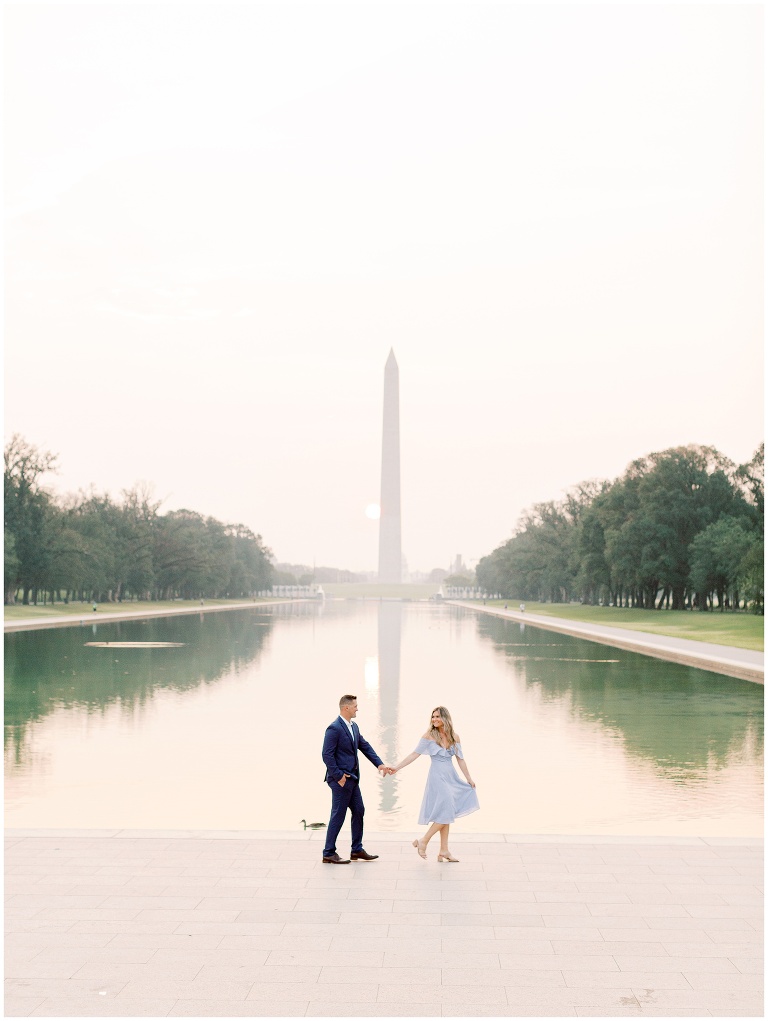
376, 601, 402, 822
4, 602, 763, 835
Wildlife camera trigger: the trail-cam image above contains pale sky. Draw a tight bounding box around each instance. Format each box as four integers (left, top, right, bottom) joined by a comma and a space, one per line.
4, 3, 763, 574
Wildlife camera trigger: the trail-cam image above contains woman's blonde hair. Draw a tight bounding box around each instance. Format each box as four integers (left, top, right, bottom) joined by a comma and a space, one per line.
429, 706, 458, 746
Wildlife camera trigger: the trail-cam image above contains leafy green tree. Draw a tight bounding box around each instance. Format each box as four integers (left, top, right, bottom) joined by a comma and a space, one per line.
4, 435, 275, 605
4, 435, 58, 604
4, 528, 19, 603
65, 492, 119, 601
476, 551, 509, 596
690, 517, 756, 611
229, 524, 273, 594
118, 486, 159, 598
572, 506, 610, 604
521, 500, 579, 601
272, 570, 298, 586
738, 536, 764, 614
478, 442, 760, 613
599, 446, 744, 609
45, 510, 98, 603
444, 573, 475, 588
735, 443, 764, 523
153, 511, 212, 599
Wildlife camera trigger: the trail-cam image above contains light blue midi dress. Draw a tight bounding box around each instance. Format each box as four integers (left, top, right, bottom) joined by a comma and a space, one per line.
415, 738, 480, 825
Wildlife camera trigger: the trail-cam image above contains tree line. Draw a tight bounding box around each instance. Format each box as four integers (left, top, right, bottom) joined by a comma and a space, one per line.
272, 563, 366, 586
4, 435, 274, 605
476, 444, 764, 613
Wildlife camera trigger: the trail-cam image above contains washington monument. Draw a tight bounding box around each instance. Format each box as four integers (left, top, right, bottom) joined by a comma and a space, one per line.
378, 349, 402, 583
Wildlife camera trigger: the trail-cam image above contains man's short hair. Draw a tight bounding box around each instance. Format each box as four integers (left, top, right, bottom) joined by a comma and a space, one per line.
339, 694, 357, 708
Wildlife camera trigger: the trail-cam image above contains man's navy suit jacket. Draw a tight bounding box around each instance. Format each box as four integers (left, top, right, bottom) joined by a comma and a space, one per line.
322, 717, 383, 783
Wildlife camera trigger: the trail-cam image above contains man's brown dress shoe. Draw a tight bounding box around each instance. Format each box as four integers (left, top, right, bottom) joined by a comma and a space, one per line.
322, 852, 351, 864
350, 849, 378, 861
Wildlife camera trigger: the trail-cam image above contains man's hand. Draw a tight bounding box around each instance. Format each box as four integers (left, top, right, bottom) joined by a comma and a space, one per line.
338, 774, 350, 787
378, 765, 392, 776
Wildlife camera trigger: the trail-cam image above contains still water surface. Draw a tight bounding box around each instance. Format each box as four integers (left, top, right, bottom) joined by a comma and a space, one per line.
4, 602, 763, 835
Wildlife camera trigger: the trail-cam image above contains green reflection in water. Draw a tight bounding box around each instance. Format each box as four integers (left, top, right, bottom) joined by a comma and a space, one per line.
4, 607, 291, 768
473, 611, 764, 775
4, 601, 763, 834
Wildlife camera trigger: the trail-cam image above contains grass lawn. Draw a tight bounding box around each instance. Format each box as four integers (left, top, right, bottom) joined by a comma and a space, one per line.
484, 600, 764, 652
4, 597, 279, 621
321, 583, 440, 599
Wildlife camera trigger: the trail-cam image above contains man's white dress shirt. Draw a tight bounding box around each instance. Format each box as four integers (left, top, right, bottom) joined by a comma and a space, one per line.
339, 715, 356, 745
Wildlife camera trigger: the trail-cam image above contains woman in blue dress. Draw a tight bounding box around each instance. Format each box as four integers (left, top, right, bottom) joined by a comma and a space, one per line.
391, 706, 478, 862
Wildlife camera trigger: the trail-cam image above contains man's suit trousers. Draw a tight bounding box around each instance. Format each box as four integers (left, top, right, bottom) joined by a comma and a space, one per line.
324, 777, 365, 856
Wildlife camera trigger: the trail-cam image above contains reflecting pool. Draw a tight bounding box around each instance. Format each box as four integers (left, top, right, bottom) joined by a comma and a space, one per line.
4, 601, 763, 835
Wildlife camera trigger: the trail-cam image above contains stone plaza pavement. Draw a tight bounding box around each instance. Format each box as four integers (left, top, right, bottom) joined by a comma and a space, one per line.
4, 830, 763, 1019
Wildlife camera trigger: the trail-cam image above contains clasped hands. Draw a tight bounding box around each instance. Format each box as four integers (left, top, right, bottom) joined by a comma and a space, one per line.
339, 765, 396, 787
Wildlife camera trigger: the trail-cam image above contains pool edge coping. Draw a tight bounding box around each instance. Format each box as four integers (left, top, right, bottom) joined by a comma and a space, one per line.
2, 599, 304, 632
5, 828, 763, 847
449, 602, 764, 684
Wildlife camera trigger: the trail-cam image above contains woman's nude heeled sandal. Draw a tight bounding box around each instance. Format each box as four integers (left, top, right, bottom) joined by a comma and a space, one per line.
438, 852, 459, 862
412, 839, 427, 859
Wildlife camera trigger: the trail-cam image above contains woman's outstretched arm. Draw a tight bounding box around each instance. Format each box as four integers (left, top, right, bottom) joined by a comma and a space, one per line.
391, 751, 420, 774
456, 752, 476, 787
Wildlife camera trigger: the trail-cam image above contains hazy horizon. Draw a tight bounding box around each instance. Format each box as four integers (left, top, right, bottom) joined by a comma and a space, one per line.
5, 4, 763, 574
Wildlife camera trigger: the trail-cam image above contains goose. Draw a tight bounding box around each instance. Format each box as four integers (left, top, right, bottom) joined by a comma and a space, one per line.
300, 819, 326, 830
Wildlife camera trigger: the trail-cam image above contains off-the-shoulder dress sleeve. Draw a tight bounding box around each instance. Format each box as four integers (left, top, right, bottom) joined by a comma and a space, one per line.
414, 738, 439, 755
454, 742, 465, 759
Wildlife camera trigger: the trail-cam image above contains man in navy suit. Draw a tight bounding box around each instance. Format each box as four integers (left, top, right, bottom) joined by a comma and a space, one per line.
321, 694, 391, 864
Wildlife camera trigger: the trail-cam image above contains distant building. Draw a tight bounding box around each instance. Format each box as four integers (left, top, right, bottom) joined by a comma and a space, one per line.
451, 554, 469, 576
